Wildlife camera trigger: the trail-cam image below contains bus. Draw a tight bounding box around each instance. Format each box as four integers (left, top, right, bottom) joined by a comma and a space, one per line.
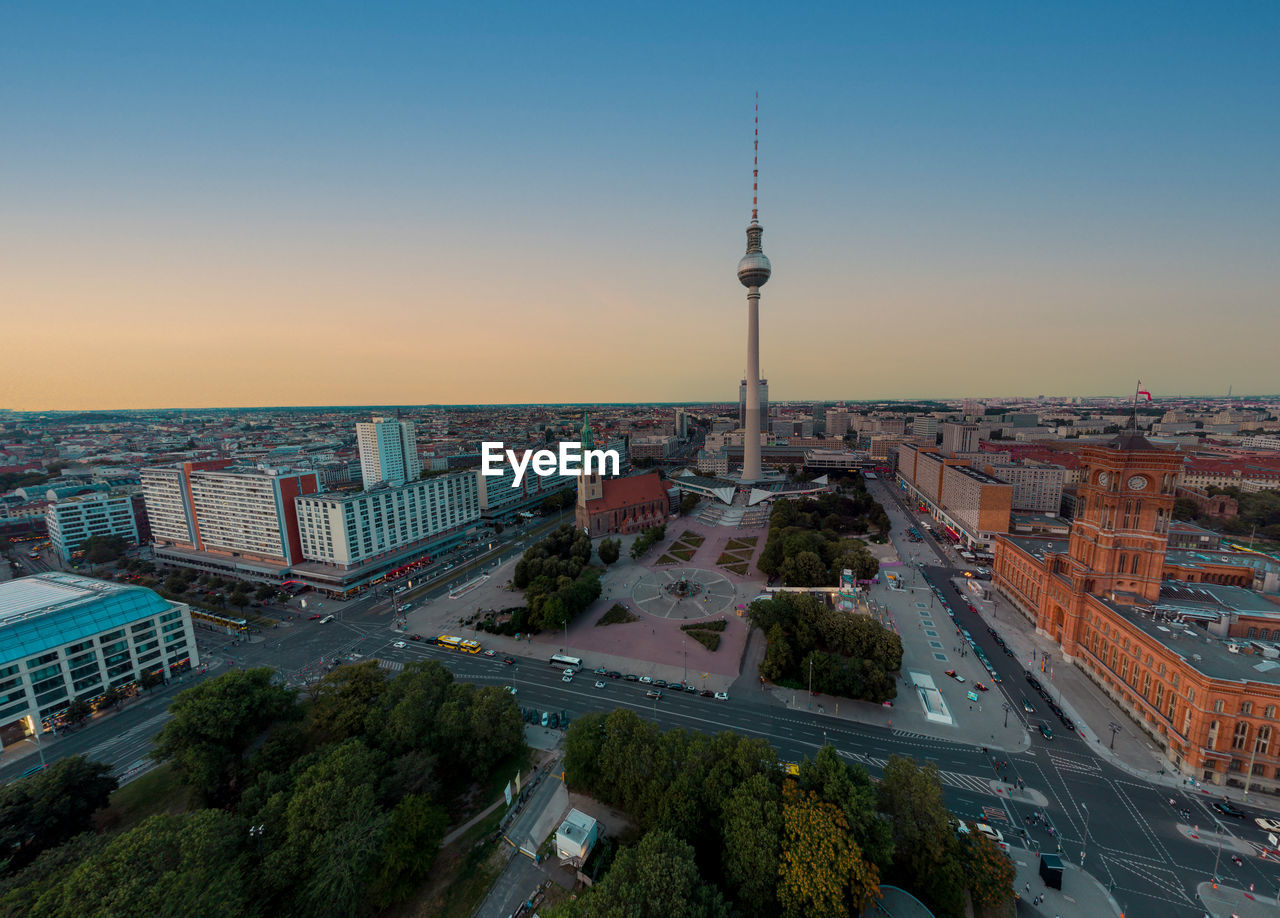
549, 653, 583, 670
437, 634, 482, 654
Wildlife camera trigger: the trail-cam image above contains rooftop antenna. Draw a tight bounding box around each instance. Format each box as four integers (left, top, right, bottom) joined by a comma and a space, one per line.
752, 91, 759, 224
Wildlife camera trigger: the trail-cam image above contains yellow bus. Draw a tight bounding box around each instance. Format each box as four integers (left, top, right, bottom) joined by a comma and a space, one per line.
436, 634, 482, 654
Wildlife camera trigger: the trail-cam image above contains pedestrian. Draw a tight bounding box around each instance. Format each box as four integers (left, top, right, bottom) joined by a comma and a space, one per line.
1024, 883, 1030, 894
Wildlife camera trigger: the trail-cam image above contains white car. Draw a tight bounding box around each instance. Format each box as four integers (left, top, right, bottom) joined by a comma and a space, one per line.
562, 673, 573, 683
483, 649, 496, 657
1257, 817, 1280, 833
392, 641, 406, 649
594, 681, 606, 689
639, 675, 653, 684
504, 685, 516, 695
714, 691, 729, 701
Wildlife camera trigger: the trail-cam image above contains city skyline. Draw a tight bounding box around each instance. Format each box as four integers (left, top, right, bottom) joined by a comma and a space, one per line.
3, 2, 1278, 410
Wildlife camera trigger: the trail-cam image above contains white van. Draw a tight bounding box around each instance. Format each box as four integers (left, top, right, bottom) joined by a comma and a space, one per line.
319, 614, 335, 624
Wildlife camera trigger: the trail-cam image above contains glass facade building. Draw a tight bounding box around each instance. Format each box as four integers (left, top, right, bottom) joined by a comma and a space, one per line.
0, 573, 199, 749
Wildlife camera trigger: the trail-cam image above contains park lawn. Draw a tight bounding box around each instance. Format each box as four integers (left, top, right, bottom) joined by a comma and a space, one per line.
723, 562, 749, 576
684, 629, 721, 652
675, 531, 705, 547
95, 763, 194, 833
598, 603, 639, 626
715, 551, 748, 565
725, 536, 757, 549
669, 546, 696, 561
655, 554, 679, 565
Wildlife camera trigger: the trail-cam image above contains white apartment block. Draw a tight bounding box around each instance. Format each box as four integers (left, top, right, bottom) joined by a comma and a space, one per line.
296, 472, 479, 568
976, 462, 1066, 512
45, 492, 139, 563
139, 466, 195, 544
1241, 436, 1280, 451
357, 418, 421, 487
187, 469, 314, 564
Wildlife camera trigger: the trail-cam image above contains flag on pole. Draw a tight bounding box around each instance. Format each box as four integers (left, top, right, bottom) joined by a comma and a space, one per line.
1138, 388, 1152, 401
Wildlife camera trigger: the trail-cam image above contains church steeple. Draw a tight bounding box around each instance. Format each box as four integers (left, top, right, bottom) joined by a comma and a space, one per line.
581, 412, 594, 451
576, 411, 603, 514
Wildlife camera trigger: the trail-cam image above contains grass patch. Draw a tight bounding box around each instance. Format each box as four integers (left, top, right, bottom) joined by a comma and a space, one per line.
95, 763, 194, 833
725, 536, 757, 549
675, 531, 705, 547
597, 603, 639, 626
724, 562, 749, 576
684, 629, 721, 652
669, 546, 696, 561
406, 807, 507, 918
475, 748, 533, 812
681, 619, 727, 633
715, 551, 747, 565
655, 554, 680, 565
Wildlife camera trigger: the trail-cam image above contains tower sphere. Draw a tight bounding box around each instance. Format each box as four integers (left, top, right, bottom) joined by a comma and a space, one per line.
737, 251, 772, 287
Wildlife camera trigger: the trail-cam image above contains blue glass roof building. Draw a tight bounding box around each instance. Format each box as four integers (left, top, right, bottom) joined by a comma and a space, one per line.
0, 573, 199, 749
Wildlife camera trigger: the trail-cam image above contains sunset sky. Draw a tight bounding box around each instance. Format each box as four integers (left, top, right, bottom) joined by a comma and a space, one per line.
2, 2, 1277, 410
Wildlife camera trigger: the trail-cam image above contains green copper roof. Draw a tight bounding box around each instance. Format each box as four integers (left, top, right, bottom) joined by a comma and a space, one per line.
581, 412, 594, 450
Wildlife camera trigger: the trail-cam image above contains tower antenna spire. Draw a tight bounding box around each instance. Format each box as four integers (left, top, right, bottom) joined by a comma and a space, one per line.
752, 91, 759, 224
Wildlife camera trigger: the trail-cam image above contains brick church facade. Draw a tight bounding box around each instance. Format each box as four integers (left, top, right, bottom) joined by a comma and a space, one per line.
574, 415, 669, 538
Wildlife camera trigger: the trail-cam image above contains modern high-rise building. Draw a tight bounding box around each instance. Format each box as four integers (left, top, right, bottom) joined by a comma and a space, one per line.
911, 416, 939, 441
941, 422, 981, 456
357, 417, 421, 487
45, 491, 139, 563
737, 378, 769, 427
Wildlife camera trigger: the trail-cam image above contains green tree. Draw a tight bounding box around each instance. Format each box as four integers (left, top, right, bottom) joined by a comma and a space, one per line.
151, 668, 297, 801
877, 756, 965, 915
63, 696, 93, 725
0, 756, 118, 873
28, 810, 250, 918
311, 661, 389, 742
798, 745, 894, 868
598, 537, 621, 566
780, 550, 828, 587
679, 492, 699, 515
78, 535, 128, 565
164, 575, 188, 594
720, 773, 783, 916
254, 584, 276, 601
557, 829, 730, 918
228, 590, 248, 611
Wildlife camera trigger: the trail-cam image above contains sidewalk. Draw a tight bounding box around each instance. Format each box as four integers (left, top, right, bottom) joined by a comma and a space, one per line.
1009, 845, 1122, 917
1196, 880, 1280, 918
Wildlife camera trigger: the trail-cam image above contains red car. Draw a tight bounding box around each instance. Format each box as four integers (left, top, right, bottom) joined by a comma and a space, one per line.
308, 614, 322, 620
974, 682, 989, 692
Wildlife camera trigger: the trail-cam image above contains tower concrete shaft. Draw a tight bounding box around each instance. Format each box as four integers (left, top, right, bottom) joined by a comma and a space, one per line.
743, 288, 762, 480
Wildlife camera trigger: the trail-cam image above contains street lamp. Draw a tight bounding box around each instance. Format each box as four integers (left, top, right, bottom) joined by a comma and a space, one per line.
682, 639, 687, 684
1108, 722, 1122, 750
249, 824, 265, 862
1002, 701, 1011, 729
808, 657, 814, 710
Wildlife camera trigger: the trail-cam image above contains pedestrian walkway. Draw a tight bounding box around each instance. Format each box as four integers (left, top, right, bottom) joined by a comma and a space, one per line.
1008, 845, 1122, 917
1196, 880, 1279, 918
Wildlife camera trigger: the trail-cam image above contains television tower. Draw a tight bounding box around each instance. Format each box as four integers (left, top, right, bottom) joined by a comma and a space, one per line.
736, 92, 771, 481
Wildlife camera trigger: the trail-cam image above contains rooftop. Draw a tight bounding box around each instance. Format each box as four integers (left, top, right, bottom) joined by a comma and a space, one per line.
1097, 596, 1280, 685
0, 573, 177, 666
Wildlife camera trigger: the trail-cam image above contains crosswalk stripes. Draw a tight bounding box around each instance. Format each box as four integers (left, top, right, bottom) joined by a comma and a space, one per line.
1048, 752, 1102, 775
938, 770, 994, 794
377, 659, 403, 673
982, 805, 1008, 824
890, 730, 936, 742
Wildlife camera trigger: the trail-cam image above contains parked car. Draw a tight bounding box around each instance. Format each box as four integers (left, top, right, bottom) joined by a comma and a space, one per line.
654, 679, 668, 689
483, 650, 496, 657
684, 684, 697, 694
593, 667, 608, 675
945, 670, 965, 683
540, 711, 549, 727
1059, 715, 1075, 732
639, 675, 652, 684
548, 713, 559, 729
973, 682, 989, 692
1214, 800, 1245, 819
606, 671, 621, 679
700, 690, 714, 698
625, 674, 639, 682
668, 682, 684, 692
714, 691, 729, 701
